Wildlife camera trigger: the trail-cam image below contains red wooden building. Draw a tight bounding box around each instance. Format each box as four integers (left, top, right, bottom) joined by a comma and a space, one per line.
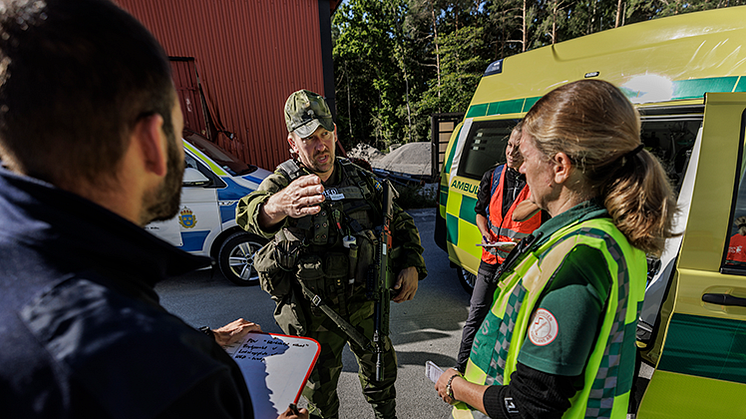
116, 0, 341, 170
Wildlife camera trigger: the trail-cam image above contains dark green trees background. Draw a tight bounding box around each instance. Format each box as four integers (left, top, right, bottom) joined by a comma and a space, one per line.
332, 0, 745, 151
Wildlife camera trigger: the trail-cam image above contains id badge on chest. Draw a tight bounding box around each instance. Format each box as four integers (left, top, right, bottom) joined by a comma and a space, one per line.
323, 188, 345, 201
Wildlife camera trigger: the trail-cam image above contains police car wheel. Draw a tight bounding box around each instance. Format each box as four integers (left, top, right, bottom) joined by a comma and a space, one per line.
218, 232, 267, 286
456, 267, 476, 295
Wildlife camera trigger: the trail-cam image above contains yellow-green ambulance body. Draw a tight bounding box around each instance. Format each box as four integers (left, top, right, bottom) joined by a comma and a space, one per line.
435, 6, 746, 417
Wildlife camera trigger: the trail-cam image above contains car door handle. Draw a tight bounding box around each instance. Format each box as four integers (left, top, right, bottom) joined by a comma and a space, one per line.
701, 293, 746, 307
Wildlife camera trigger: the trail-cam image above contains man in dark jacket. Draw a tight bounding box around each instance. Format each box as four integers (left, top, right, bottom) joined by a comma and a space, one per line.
0, 1, 304, 418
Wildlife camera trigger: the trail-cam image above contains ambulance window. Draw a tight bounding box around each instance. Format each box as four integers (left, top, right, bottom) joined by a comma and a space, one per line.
457, 119, 520, 181
639, 118, 700, 194
722, 120, 746, 272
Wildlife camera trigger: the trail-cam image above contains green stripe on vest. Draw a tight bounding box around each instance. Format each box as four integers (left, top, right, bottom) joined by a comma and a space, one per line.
455, 218, 645, 419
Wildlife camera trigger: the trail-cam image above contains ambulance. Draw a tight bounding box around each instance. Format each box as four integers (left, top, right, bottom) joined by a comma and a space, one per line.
146, 129, 271, 286
434, 6, 746, 417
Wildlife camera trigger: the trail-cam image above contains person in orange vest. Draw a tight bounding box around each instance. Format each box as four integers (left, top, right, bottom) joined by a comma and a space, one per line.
726, 216, 746, 264
455, 121, 547, 373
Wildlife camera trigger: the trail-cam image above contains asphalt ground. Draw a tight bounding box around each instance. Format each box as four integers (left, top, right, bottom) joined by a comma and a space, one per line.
156, 208, 470, 418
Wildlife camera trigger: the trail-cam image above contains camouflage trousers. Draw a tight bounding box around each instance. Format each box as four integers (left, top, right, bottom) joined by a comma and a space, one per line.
274, 285, 398, 419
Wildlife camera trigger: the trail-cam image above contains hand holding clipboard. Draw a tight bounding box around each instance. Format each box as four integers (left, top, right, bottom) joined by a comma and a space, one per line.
476, 240, 517, 252
226, 332, 319, 419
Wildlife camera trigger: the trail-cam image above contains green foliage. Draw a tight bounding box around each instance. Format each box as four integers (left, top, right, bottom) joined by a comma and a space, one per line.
333, 0, 413, 151
418, 25, 489, 118
332, 0, 745, 154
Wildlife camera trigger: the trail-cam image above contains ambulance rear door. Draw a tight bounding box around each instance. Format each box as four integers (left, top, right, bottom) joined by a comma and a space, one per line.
638, 92, 746, 418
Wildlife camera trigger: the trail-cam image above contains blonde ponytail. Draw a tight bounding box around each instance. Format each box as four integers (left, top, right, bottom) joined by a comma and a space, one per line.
602, 149, 677, 254
523, 79, 677, 254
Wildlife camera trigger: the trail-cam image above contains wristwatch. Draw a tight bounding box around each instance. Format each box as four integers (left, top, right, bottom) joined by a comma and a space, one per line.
446, 372, 462, 400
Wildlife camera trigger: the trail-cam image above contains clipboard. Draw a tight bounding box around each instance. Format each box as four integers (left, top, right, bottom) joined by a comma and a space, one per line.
224, 332, 320, 418
425, 360, 444, 383
476, 241, 515, 248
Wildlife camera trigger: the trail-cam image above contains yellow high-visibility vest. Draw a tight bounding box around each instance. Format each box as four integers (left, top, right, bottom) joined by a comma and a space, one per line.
454, 217, 646, 419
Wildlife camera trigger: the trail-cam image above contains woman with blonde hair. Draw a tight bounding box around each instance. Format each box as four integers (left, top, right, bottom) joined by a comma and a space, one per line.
435, 79, 676, 419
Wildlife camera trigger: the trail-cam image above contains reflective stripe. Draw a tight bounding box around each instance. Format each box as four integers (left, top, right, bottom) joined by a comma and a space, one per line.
458, 218, 645, 419
183, 140, 228, 176
578, 227, 631, 419
483, 166, 541, 264
656, 313, 746, 383
486, 282, 526, 385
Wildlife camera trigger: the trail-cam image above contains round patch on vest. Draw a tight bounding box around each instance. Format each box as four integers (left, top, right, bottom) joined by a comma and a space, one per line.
528, 308, 558, 346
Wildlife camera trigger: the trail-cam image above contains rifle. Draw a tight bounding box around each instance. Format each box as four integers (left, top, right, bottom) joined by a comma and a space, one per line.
297, 178, 399, 382
367, 179, 398, 382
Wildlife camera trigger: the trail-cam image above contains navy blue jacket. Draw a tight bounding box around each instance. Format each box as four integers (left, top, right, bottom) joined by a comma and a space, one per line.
0, 168, 253, 419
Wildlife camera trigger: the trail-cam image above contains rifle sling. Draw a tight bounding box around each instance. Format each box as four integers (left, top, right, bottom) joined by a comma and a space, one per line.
297, 279, 374, 352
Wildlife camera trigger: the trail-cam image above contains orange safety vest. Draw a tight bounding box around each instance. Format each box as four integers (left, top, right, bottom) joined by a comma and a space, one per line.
483, 165, 541, 264
727, 233, 746, 262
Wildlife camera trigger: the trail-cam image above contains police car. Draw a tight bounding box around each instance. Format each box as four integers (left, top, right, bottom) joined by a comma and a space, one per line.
146, 129, 271, 286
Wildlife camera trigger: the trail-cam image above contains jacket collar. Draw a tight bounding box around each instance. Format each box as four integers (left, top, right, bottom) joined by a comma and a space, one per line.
533, 198, 608, 246
0, 168, 211, 291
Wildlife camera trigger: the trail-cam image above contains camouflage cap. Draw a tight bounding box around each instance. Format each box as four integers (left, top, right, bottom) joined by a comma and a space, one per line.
284, 90, 335, 138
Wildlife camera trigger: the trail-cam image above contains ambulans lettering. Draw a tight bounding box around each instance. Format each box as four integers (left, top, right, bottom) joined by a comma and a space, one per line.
450, 179, 479, 195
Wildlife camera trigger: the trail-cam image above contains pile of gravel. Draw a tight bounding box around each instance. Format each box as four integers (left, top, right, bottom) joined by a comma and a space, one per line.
371, 142, 431, 177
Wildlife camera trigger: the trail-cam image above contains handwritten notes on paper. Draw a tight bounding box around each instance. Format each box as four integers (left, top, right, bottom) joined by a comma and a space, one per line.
225, 332, 320, 418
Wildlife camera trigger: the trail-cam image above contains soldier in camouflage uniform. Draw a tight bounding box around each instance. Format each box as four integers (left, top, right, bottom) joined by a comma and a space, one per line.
236, 90, 427, 419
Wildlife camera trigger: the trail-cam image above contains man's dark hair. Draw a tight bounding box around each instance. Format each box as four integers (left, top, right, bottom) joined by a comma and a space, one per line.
0, 0, 174, 187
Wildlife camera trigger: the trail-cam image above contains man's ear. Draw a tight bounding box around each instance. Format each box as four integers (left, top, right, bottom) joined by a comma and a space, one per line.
552, 151, 573, 184
287, 133, 298, 155
133, 114, 167, 177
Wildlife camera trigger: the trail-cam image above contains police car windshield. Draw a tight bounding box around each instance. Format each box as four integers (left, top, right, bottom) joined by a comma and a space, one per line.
183, 130, 258, 176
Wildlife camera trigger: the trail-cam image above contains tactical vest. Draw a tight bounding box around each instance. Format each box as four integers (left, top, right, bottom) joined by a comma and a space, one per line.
483, 165, 541, 265
453, 218, 646, 419
275, 158, 383, 313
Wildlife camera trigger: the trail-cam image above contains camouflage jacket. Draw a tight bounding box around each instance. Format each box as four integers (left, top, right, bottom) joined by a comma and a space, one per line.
236, 158, 427, 280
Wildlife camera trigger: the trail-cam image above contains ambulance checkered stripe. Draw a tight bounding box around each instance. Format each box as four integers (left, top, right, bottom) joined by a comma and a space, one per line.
578, 227, 630, 419
486, 283, 526, 386
529, 225, 634, 419
469, 222, 637, 419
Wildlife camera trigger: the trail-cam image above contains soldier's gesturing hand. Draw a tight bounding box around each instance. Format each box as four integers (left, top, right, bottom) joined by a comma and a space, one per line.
259, 174, 325, 229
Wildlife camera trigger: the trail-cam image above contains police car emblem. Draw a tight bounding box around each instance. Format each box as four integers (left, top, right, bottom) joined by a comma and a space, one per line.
178, 208, 197, 229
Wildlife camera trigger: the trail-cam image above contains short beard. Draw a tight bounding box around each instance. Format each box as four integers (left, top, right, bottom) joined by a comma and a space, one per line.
140, 129, 184, 225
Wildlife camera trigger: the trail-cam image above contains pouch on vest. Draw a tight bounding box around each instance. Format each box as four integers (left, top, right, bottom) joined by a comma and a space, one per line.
297, 254, 324, 297
297, 252, 349, 292
354, 229, 378, 285
297, 253, 349, 317
309, 210, 331, 246
254, 227, 304, 301
324, 252, 348, 290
